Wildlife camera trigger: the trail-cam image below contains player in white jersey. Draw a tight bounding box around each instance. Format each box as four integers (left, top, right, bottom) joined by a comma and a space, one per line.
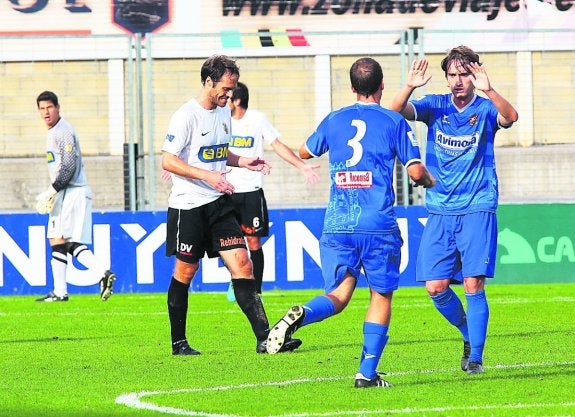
225, 82, 320, 299
390, 46, 518, 374
266, 58, 435, 388
161, 55, 301, 355
35, 91, 115, 302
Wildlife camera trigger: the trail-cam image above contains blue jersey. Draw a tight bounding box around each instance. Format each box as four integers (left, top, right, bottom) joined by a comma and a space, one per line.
305, 102, 422, 234
411, 94, 501, 214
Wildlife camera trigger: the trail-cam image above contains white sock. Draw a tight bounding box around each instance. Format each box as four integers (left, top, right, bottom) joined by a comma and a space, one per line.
73, 245, 106, 277
51, 251, 68, 297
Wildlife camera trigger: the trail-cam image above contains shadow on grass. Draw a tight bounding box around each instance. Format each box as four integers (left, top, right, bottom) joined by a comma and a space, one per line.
396, 365, 575, 387
392, 328, 571, 347
238, 327, 573, 357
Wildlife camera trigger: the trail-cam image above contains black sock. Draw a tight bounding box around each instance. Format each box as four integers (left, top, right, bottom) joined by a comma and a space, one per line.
167, 277, 189, 344
232, 278, 269, 341
250, 248, 264, 294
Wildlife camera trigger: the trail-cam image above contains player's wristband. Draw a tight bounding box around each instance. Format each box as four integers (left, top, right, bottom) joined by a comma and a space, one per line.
227, 153, 240, 167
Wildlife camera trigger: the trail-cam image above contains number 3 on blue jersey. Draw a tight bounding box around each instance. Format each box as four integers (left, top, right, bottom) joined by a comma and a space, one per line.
346, 119, 366, 168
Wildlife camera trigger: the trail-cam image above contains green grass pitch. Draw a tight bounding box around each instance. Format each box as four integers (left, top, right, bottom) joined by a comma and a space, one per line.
0, 283, 574, 417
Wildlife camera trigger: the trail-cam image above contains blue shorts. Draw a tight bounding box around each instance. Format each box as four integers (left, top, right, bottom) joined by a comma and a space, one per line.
416, 211, 498, 282
320, 230, 403, 294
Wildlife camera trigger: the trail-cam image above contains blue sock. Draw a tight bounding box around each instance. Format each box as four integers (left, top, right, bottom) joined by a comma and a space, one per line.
465, 290, 489, 364
358, 322, 389, 379
431, 287, 469, 341
300, 295, 335, 327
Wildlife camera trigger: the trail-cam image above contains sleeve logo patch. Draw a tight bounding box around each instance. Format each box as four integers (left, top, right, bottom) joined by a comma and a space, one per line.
407, 131, 419, 147
335, 171, 373, 188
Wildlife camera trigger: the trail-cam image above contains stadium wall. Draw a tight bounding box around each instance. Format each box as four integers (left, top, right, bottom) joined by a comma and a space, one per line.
0, 2, 574, 209
1, 47, 575, 211
4, 140, 575, 215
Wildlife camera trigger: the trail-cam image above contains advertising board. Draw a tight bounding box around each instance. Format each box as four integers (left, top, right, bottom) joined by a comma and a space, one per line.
1, 204, 573, 296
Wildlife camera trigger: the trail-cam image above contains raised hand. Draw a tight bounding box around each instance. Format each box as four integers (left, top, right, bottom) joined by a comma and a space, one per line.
466, 62, 492, 92
407, 59, 432, 88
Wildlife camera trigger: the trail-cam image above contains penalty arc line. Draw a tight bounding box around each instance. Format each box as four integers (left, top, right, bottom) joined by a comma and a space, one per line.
115, 360, 575, 417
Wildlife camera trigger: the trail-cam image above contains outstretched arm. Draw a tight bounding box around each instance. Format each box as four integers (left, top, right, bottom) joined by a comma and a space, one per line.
466, 62, 519, 127
271, 139, 320, 184
227, 150, 271, 175
389, 59, 432, 120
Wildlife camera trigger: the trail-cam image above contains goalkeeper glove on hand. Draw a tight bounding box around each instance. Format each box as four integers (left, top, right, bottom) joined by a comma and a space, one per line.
35, 185, 57, 214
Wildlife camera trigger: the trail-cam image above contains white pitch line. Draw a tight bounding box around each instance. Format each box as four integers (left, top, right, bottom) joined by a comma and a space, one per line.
6, 295, 574, 318
116, 377, 342, 417
0, 293, 575, 317
115, 360, 575, 416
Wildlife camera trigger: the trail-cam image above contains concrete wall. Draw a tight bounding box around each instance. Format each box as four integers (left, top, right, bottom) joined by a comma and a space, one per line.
2, 143, 573, 213
2, 48, 574, 212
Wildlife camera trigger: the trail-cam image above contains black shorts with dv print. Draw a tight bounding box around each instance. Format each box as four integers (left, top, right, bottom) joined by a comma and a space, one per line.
166, 195, 246, 264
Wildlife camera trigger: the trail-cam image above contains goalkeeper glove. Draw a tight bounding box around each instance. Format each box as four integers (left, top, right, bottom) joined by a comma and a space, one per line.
35, 185, 57, 214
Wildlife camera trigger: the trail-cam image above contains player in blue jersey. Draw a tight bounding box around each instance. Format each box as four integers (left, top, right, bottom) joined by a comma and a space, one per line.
266, 57, 436, 388
390, 46, 519, 374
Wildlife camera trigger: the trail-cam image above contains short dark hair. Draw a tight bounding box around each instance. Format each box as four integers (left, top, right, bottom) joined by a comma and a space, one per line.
200, 54, 240, 85
36, 91, 59, 107
441, 45, 481, 76
231, 81, 249, 109
350, 57, 383, 97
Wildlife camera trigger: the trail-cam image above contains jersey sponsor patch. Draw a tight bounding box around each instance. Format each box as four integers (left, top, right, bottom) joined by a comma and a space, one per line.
219, 236, 245, 247
335, 171, 373, 188
198, 143, 229, 162
435, 130, 479, 151
165, 134, 175, 142
178, 242, 193, 256
46, 151, 55, 163
229, 135, 254, 148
